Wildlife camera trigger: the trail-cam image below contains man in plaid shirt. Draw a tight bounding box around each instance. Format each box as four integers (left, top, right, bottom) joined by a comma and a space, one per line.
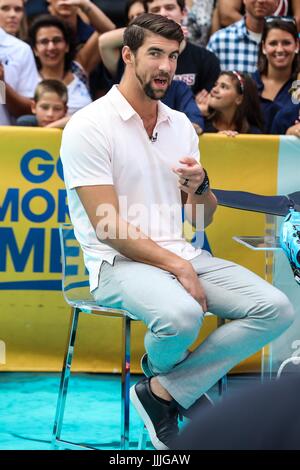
207, 0, 280, 73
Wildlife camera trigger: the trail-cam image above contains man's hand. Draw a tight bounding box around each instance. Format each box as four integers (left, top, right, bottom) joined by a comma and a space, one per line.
172, 156, 205, 195
175, 260, 207, 312
55, 0, 86, 7
55, 0, 91, 12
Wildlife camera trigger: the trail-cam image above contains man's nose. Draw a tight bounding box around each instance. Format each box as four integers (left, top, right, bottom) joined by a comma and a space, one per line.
158, 7, 168, 17
8, 9, 17, 18
159, 58, 171, 72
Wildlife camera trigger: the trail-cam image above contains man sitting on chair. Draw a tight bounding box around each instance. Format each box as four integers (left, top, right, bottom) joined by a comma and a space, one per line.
60, 13, 295, 450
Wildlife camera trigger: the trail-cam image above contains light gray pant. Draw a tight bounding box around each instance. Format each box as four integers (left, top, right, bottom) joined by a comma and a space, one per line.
93, 251, 295, 408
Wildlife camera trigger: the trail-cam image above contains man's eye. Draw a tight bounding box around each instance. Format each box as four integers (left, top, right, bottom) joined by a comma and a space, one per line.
170, 53, 178, 60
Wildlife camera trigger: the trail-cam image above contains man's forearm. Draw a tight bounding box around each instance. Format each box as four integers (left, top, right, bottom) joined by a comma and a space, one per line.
98, 28, 124, 77
218, 0, 242, 26
82, 0, 115, 33
291, 0, 300, 30
96, 216, 187, 276
186, 189, 218, 228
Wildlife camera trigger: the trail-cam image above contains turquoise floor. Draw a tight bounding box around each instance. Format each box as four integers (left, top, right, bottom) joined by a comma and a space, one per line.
0, 372, 260, 450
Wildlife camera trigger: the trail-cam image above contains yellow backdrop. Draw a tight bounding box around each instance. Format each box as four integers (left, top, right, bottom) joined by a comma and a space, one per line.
0, 129, 280, 372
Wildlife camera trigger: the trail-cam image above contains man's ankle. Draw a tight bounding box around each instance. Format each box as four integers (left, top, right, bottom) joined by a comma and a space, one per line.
150, 377, 172, 402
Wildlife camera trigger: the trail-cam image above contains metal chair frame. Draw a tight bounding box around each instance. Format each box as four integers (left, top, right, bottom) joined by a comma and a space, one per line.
51, 224, 135, 450
52, 224, 227, 451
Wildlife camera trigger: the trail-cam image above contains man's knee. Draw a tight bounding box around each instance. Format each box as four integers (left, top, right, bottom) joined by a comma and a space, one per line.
150, 303, 203, 344
262, 291, 295, 333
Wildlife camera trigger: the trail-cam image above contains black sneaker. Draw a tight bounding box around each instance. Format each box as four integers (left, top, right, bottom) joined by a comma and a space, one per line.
177, 393, 214, 419
130, 377, 179, 450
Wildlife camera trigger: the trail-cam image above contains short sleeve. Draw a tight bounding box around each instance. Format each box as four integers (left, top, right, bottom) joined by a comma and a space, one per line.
16, 45, 39, 97
60, 115, 114, 190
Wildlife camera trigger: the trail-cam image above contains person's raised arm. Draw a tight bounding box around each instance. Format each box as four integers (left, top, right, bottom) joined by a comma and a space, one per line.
218, 0, 242, 27
291, 0, 300, 32
98, 28, 125, 78
62, 0, 115, 33
76, 31, 101, 74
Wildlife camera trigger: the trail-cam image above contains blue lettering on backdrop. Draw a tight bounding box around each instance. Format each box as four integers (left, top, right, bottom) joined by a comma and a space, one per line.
22, 189, 56, 223
0, 188, 19, 221
58, 189, 69, 222
21, 149, 54, 183
0, 188, 69, 222
49, 228, 62, 273
0, 227, 44, 272
0, 149, 68, 290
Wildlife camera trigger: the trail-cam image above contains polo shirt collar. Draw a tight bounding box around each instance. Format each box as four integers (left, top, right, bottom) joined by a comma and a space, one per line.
108, 85, 172, 124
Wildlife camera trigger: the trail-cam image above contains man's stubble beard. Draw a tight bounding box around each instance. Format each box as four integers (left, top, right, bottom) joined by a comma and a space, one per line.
135, 70, 171, 100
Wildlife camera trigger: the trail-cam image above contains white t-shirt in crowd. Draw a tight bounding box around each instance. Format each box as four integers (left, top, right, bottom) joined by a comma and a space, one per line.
60, 85, 202, 291
0, 27, 39, 125
66, 75, 92, 115
37, 71, 92, 115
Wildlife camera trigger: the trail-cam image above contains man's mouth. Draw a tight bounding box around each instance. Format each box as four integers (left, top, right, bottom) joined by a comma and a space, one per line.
153, 77, 168, 88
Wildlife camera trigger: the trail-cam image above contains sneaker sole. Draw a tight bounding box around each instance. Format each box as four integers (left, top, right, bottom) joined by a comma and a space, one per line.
130, 385, 169, 450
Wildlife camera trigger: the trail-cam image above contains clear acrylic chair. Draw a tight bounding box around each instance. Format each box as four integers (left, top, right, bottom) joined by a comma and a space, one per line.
52, 224, 227, 450
51, 224, 138, 450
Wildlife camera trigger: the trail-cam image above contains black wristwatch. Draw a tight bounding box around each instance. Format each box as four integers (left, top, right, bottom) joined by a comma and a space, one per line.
195, 168, 210, 195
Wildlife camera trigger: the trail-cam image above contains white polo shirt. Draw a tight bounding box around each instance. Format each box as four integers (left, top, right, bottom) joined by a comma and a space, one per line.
60, 85, 202, 291
0, 27, 39, 125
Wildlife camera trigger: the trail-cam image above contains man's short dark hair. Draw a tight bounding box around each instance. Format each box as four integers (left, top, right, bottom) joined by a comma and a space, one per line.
143, 0, 186, 12
123, 12, 184, 53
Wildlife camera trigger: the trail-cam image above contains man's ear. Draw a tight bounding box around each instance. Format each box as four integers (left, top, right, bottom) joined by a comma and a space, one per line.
122, 45, 135, 65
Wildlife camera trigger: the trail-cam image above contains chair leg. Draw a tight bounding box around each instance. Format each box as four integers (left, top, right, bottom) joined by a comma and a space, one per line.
51, 307, 80, 449
217, 317, 228, 397
137, 425, 148, 450
121, 316, 131, 450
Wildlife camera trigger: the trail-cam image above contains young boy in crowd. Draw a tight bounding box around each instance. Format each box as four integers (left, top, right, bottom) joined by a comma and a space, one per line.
17, 79, 69, 128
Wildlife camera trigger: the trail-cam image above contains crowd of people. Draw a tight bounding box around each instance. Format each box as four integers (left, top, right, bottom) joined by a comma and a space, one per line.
0, 0, 299, 135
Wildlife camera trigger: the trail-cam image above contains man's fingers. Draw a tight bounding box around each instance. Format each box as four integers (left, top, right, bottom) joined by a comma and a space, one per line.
179, 156, 198, 165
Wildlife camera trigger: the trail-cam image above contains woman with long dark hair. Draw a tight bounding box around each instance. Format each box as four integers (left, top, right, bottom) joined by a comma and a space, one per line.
29, 15, 92, 115
203, 71, 264, 135
253, 17, 300, 132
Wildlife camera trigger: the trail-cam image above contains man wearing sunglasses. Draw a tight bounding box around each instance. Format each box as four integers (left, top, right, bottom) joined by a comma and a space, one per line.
207, 0, 281, 73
